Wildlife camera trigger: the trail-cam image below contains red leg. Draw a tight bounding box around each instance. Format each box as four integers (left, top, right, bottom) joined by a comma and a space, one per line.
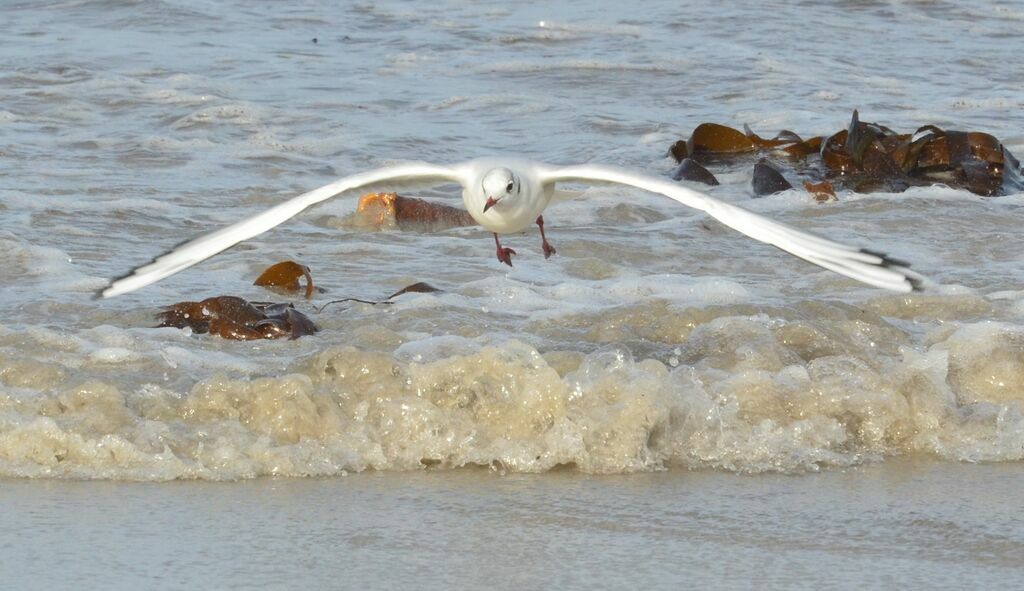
536, 216, 556, 259
494, 233, 516, 267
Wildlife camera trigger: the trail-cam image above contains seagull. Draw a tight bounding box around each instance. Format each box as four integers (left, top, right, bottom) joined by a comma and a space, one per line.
101, 158, 925, 297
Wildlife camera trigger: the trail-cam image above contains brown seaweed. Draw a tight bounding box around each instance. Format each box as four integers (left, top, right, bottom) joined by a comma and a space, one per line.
900, 126, 1015, 196
157, 296, 319, 340
386, 282, 441, 300
317, 282, 442, 313
681, 121, 825, 164
668, 140, 689, 162
668, 111, 1023, 196
356, 192, 475, 231
820, 129, 855, 174
743, 124, 801, 150
781, 136, 823, 159
820, 111, 905, 187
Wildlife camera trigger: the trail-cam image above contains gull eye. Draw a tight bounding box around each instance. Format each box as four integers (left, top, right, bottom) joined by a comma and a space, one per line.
506, 180, 514, 193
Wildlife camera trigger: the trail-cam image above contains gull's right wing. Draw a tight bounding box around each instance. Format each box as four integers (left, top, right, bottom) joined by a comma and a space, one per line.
102, 162, 467, 298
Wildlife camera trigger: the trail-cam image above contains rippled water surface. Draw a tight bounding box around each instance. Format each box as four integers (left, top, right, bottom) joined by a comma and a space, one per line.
2, 0, 1024, 587
3, 459, 1023, 589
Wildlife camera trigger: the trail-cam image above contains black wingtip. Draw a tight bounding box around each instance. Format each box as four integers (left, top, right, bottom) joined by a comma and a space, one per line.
859, 248, 924, 292
861, 248, 912, 270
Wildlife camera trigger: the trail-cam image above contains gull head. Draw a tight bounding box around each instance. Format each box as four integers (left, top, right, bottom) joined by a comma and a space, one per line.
481, 167, 520, 213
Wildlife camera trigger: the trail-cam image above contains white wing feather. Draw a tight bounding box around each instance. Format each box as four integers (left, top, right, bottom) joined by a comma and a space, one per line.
101, 162, 465, 298
539, 164, 923, 293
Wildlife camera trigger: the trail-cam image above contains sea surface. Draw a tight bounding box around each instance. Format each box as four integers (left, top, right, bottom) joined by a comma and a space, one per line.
2, 0, 1024, 588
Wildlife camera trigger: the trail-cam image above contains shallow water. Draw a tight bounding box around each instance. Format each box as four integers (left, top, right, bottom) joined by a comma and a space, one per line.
2, 0, 1024, 585
3, 459, 1023, 589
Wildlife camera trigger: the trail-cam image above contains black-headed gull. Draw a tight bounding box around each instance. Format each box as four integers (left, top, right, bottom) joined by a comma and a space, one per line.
101, 158, 924, 297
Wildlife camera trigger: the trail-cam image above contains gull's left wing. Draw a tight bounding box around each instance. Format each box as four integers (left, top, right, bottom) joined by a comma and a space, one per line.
102, 162, 467, 297
538, 163, 925, 292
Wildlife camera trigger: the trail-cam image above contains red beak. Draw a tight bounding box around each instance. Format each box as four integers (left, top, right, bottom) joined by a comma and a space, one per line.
483, 197, 498, 213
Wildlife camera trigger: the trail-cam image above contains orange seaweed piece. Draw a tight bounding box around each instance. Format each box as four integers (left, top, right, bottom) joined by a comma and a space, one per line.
356, 192, 399, 227
687, 123, 757, 157
803, 180, 837, 203
254, 261, 314, 299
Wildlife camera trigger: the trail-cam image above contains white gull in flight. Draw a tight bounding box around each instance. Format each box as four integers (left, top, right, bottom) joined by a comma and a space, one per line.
101, 158, 925, 297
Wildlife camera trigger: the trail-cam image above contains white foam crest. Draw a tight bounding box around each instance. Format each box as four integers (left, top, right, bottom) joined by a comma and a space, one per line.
169, 103, 265, 131
0, 233, 86, 290
2, 312, 1023, 481
534, 20, 645, 37
453, 273, 754, 320
420, 94, 548, 115
481, 59, 670, 74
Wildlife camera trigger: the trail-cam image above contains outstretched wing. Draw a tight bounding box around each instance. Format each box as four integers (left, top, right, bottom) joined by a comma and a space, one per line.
102, 162, 467, 298
538, 163, 924, 292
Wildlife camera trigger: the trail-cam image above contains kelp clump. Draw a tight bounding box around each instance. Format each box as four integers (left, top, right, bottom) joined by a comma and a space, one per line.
155, 257, 440, 340
669, 110, 1022, 197
157, 296, 319, 340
